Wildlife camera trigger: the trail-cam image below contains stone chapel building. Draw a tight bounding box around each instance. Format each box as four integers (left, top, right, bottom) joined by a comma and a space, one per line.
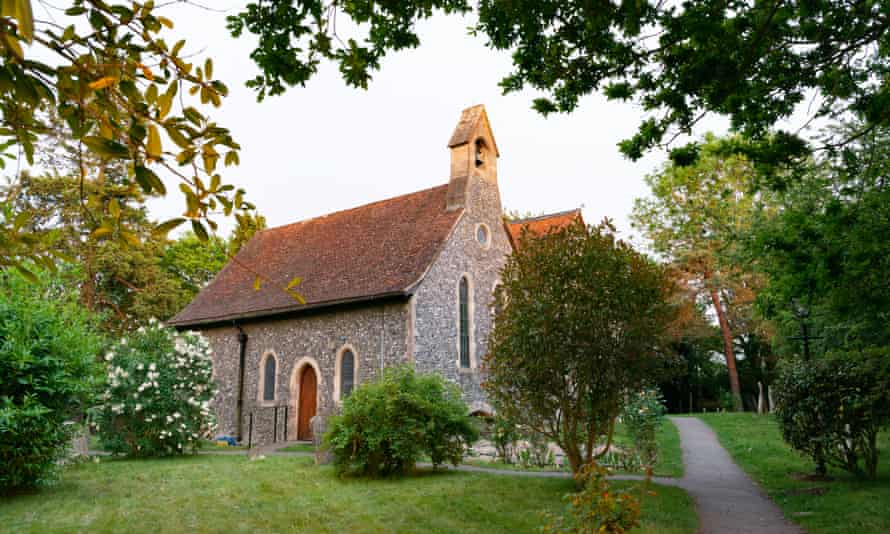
169, 105, 580, 445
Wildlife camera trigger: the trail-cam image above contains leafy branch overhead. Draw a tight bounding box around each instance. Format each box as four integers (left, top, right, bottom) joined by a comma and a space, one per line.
0, 0, 251, 276
229, 0, 890, 174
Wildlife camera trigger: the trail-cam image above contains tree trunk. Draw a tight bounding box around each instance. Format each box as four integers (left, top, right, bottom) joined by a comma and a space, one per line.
709, 288, 743, 411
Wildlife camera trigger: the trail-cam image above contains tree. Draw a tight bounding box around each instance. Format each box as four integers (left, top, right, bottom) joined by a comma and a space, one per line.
749, 123, 890, 355
7, 170, 191, 332
162, 232, 228, 294
631, 135, 775, 410
485, 219, 676, 475
229, 0, 888, 170
0, 0, 252, 274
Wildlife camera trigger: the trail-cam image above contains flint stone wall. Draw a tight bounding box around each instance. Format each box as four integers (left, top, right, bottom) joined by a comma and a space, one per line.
199, 299, 409, 447
411, 173, 509, 413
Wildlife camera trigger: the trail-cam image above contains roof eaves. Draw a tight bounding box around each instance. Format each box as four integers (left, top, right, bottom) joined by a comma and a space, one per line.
167, 290, 411, 329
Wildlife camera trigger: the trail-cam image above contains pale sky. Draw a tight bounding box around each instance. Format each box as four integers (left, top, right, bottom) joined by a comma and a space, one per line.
141, 3, 730, 245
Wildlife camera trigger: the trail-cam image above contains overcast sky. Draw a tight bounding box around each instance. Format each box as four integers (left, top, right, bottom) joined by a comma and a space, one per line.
145, 3, 731, 245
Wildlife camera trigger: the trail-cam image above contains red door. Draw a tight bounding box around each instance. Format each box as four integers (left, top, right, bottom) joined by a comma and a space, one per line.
298, 366, 317, 440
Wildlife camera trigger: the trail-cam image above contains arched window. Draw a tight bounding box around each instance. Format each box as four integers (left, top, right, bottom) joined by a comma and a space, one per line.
340, 349, 355, 398
262, 354, 276, 401
459, 276, 471, 368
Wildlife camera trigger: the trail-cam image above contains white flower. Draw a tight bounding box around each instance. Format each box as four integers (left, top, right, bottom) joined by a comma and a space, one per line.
104, 352, 115, 361
149, 363, 156, 372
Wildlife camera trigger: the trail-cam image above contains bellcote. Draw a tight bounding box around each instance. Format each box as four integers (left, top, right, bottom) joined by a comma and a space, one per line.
446, 105, 499, 211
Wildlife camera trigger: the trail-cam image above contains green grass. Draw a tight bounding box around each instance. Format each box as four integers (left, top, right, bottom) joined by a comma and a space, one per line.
698, 413, 890, 534
277, 442, 315, 453
0, 455, 696, 533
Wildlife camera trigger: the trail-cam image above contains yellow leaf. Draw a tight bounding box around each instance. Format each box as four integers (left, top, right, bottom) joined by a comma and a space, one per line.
88, 76, 117, 90
91, 226, 113, 240
253, 276, 261, 291
139, 63, 154, 81
119, 231, 140, 247
157, 16, 173, 29
146, 124, 162, 159
0, 32, 24, 61
108, 198, 120, 218
287, 277, 302, 290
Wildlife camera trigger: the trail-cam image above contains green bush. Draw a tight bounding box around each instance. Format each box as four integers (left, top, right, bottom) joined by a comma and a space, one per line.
93, 322, 216, 456
773, 349, 890, 479
324, 365, 479, 477
0, 271, 103, 491
622, 388, 666, 473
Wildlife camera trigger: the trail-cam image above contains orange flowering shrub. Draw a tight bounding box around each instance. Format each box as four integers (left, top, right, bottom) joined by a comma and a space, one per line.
542, 463, 641, 534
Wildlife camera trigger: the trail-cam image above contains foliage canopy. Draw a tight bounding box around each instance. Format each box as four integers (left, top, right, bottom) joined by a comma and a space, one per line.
229, 0, 889, 170
0, 0, 251, 276
485, 220, 676, 474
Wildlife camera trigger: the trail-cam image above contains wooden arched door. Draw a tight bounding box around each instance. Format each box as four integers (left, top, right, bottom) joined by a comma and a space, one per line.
297, 365, 317, 440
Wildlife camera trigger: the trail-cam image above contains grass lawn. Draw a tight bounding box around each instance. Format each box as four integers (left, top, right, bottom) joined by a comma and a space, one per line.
465, 420, 684, 478
276, 442, 315, 453
698, 413, 890, 534
0, 455, 697, 533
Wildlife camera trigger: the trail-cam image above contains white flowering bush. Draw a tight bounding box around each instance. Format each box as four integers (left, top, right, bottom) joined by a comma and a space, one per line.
93, 320, 216, 457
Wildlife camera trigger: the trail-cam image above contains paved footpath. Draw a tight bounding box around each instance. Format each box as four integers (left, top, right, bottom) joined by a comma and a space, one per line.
669, 416, 803, 534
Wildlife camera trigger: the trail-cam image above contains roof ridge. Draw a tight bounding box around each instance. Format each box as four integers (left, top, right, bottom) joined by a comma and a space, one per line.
509, 208, 581, 224
261, 182, 450, 234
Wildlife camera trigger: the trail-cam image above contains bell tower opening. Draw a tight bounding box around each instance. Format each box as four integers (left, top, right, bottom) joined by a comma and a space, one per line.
475, 139, 486, 168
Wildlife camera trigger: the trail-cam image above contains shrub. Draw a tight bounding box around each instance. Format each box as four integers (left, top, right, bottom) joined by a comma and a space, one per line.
0, 271, 103, 491
621, 388, 666, 473
324, 365, 479, 477
773, 348, 890, 479
490, 414, 519, 463
93, 322, 216, 456
542, 462, 641, 534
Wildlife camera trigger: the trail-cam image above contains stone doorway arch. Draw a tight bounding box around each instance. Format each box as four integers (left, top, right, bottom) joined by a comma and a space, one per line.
289, 357, 321, 441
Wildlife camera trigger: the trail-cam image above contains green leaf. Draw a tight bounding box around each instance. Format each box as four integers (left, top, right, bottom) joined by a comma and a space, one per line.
134, 165, 166, 195
82, 136, 130, 159
155, 217, 186, 236
191, 219, 208, 241
13, 262, 38, 283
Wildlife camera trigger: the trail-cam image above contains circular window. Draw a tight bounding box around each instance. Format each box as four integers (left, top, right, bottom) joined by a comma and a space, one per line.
476, 223, 490, 248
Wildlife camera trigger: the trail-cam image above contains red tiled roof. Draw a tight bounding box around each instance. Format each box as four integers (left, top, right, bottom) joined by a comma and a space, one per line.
505, 209, 583, 250
169, 184, 462, 326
